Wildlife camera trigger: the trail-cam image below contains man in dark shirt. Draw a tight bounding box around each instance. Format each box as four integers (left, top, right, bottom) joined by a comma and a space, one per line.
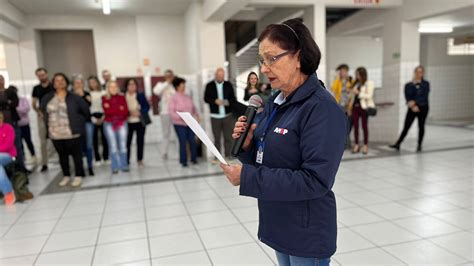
32, 67, 54, 172
203, 68, 236, 162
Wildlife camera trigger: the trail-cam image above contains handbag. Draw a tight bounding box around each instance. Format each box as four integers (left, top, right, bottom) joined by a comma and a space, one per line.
366, 107, 377, 116
140, 112, 152, 127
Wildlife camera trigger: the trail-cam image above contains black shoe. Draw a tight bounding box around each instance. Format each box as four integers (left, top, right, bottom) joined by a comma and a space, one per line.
191, 160, 198, 165
182, 164, 188, 167
40, 165, 48, 172
112, 170, 119, 174
388, 144, 400, 151
416, 145, 422, 152
88, 168, 95, 176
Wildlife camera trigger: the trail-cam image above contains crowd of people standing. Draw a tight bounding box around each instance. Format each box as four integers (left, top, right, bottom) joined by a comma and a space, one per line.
0, 60, 429, 205
331, 64, 430, 154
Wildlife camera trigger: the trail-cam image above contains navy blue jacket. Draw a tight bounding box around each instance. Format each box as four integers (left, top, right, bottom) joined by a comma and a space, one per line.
405, 80, 430, 107
136, 92, 150, 116
238, 74, 347, 258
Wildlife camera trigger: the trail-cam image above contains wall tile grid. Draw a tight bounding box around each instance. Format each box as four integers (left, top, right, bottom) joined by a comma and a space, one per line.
426, 64, 474, 121
362, 63, 401, 143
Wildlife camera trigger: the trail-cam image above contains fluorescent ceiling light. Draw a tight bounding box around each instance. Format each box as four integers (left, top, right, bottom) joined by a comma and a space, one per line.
102, 0, 111, 15
418, 25, 453, 33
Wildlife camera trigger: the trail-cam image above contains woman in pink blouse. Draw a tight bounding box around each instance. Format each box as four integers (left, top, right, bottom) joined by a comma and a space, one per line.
168, 77, 199, 167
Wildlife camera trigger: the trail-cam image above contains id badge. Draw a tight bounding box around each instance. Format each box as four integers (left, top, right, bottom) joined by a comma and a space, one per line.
256, 142, 264, 164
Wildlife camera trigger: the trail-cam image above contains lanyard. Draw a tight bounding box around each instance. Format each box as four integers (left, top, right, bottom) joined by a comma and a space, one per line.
259, 105, 279, 144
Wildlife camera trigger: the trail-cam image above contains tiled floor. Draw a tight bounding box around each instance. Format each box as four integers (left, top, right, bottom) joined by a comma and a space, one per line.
0, 125, 473, 265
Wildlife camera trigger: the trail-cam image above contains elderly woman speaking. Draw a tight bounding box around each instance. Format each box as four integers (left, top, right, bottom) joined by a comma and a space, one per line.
221, 19, 347, 266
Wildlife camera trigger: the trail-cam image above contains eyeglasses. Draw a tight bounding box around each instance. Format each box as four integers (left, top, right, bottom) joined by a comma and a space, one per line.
258, 51, 293, 67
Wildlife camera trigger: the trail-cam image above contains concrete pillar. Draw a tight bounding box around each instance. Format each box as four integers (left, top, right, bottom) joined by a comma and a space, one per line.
373, 7, 420, 142
313, 3, 326, 85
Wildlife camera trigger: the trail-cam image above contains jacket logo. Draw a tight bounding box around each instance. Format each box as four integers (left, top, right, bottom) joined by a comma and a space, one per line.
274, 127, 288, 135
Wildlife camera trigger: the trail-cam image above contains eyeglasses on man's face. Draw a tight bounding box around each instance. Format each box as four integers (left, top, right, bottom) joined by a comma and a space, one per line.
258, 50, 293, 67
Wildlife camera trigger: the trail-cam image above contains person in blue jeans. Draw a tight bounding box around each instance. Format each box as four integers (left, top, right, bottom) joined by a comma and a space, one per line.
72, 75, 95, 176
221, 19, 346, 266
168, 77, 199, 167
102, 81, 129, 173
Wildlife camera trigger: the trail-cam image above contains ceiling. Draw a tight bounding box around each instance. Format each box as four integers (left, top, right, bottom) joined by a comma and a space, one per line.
8, 0, 197, 16
419, 6, 474, 29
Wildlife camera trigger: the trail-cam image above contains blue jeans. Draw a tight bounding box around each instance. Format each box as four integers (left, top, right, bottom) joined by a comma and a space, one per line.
174, 125, 197, 166
103, 122, 128, 171
0, 153, 13, 195
276, 251, 331, 266
82, 122, 94, 169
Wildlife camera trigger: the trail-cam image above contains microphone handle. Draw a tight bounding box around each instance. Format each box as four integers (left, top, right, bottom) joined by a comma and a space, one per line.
231, 106, 258, 157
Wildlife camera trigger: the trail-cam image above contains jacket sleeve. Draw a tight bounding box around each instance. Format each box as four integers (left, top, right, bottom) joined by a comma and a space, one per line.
330, 80, 341, 103
0, 125, 15, 153
153, 82, 168, 96
76, 95, 90, 119
204, 83, 215, 105
358, 81, 374, 100
120, 96, 129, 118
102, 97, 111, 116
168, 97, 179, 123
8, 89, 19, 109
239, 100, 347, 201
244, 89, 251, 101
17, 98, 30, 115
141, 93, 150, 113
405, 83, 415, 103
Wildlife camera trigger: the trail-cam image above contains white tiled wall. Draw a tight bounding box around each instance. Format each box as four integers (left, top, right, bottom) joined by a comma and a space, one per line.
362, 62, 420, 143
426, 64, 474, 121
365, 63, 402, 143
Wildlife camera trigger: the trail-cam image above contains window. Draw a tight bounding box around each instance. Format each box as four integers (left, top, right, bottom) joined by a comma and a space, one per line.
447, 38, 474, 55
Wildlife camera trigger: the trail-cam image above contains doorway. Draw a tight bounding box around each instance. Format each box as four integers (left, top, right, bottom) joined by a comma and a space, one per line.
40, 30, 97, 77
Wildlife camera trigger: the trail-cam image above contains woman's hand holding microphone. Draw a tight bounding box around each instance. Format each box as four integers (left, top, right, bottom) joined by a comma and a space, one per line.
220, 116, 257, 186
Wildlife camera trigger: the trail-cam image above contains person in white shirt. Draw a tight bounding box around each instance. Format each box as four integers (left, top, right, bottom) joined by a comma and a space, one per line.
88, 76, 109, 165
153, 69, 176, 160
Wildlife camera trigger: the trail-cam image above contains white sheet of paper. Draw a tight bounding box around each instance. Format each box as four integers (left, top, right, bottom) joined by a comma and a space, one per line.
177, 112, 228, 165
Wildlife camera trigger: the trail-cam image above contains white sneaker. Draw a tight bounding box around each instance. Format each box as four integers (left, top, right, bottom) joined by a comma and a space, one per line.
59, 176, 70, 187
71, 177, 83, 187
104, 160, 111, 165
94, 161, 102, 167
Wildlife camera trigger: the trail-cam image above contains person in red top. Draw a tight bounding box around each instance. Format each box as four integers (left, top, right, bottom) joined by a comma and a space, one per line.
102, 81, 129, 173
0, 111, 16, 205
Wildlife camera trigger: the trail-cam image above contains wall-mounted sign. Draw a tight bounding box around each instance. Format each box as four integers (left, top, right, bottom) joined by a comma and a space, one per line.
354, 0, 381, 4
143, 58, 150, 66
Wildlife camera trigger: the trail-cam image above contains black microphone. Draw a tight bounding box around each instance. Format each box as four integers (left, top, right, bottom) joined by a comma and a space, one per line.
231, 95, 264, 157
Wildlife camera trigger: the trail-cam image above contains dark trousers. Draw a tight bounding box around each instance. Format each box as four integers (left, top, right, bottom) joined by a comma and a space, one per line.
20, 125, 36, 156
397, 105, 429, 146
345, 114, 353, 148
93, 124, 109, 161
52, 138, 85, 177
352, 106, 369, 145
174, 125, 197, 166
127, 122, 146, 163
211, 115, 234, 157
13, 124, 26, 169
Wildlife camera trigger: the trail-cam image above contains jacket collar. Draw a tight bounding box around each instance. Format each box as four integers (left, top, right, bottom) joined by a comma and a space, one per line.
271, 73, 321, 107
